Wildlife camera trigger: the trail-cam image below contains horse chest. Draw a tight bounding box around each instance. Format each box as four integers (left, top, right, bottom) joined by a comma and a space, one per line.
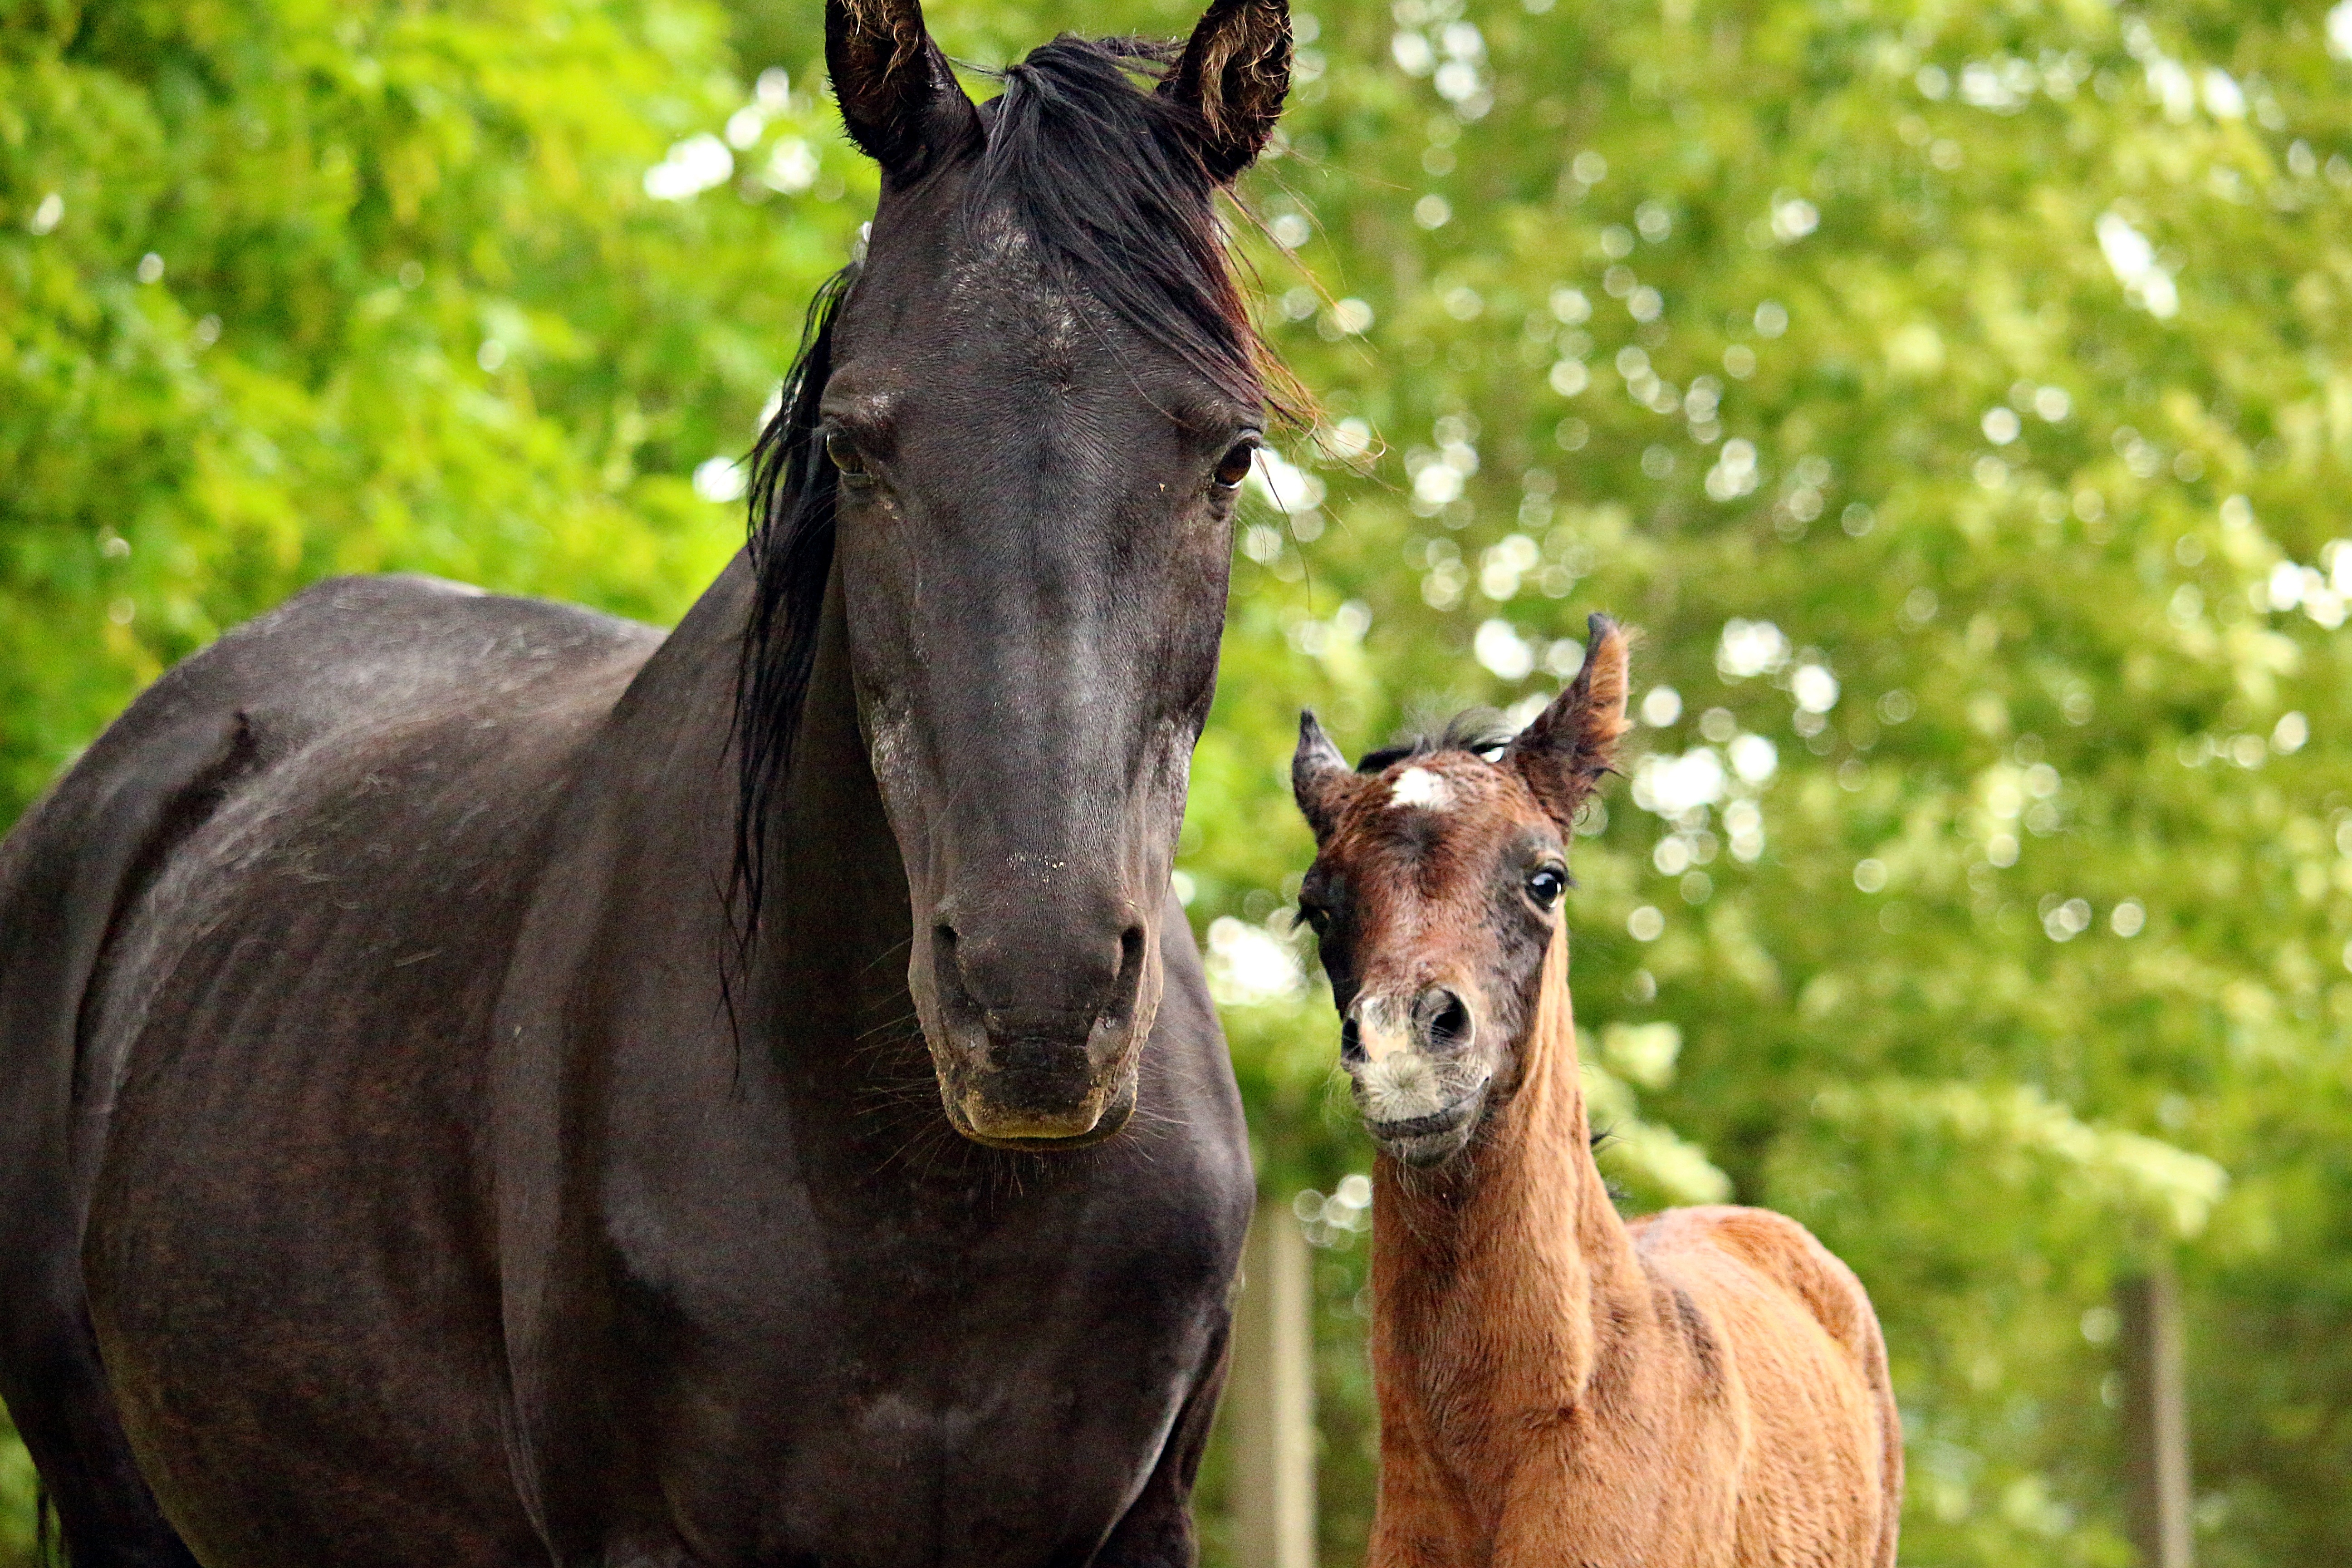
580, 1113, 1239, 1564
613, 1204, 1220, 1567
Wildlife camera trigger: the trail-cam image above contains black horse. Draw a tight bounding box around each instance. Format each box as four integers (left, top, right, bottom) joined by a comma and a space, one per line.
0, 1, 1291, 1562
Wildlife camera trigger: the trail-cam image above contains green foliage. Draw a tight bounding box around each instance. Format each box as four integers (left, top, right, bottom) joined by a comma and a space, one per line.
1181, 0, 2352, 1563
0, 0, 875, 819
6, 0, 2352, 1564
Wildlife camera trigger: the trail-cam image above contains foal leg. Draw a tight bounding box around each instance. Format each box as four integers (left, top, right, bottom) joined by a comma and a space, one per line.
1364, 1415, 1477, 1568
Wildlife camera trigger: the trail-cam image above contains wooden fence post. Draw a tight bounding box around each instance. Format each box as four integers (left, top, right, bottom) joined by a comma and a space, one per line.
1228, 1196, 1316, 1568
2117, 1265, 2194, 1568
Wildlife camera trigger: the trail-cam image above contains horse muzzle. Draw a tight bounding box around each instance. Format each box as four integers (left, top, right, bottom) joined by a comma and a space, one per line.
934, 1014, 1143, 1147
916, 911, 1158, 1149
1362, 1095, 1485, 1166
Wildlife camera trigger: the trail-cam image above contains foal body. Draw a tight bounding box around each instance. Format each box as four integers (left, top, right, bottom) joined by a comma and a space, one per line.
1371, 933, 1899, 1568
1293, 618, 1900, 1568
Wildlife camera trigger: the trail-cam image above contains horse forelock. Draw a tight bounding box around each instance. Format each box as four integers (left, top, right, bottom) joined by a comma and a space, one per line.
971, 34, 1288, 418
1356, 710, 1517, 775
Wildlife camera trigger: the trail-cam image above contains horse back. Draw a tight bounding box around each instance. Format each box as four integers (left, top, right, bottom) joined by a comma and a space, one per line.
1630, 1205, 1902, 1568
7, 572, 662, 1196
0, 572, 661, 1566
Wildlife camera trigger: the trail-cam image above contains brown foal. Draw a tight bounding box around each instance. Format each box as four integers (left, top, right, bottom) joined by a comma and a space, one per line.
1290, 615, 1901, 1568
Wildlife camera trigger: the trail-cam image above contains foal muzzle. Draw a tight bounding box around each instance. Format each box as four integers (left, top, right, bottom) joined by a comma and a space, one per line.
1343, 985, 1490, 1166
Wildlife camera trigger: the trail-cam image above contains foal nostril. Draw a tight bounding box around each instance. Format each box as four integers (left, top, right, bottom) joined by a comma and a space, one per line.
1422, 989, 1473, 1054
1340, 1017, 1365, 1063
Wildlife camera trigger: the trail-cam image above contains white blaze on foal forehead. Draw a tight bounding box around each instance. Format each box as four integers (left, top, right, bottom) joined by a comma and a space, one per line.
1389, 766, 1455, 811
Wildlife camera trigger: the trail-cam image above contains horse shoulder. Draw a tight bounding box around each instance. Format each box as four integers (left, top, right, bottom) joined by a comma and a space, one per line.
1629, 1205, 1899, 1565
1480, 1398, 1741, 1568
1631, 1205, 1881, 1372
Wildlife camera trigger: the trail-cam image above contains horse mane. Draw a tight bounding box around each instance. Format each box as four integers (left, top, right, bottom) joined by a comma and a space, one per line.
733, 35, 1289, 930
735, 265, 853, 929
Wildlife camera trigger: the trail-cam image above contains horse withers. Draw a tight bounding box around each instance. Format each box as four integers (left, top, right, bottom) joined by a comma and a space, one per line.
0, 3, 1292, 1563
1289, 617, 1902, 1568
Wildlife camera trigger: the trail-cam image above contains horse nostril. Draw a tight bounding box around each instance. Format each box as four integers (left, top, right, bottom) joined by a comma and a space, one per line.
1340, 1017, 1365, 1063
935, 923, 962, 989
1106, 925, 1147, 1023
1426, 990, 1472, 1054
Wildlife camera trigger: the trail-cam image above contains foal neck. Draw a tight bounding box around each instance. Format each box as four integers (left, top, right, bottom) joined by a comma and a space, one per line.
1371, 930, 1643, 1434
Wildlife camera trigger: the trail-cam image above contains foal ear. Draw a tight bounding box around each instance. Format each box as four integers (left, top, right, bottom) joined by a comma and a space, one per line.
1506, 614, 1633, 831
826, 0, 980, 182
1292, 710, 1358, 842
1160, 0, 1293, 182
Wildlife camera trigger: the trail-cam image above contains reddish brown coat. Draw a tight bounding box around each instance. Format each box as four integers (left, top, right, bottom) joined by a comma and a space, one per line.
1293, 617, 1901, 1568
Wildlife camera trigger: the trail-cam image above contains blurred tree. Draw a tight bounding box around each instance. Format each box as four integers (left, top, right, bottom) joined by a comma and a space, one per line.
1166, 3, 2352, 1564
0, 0, 874, 818
7, 0, 2352, 1564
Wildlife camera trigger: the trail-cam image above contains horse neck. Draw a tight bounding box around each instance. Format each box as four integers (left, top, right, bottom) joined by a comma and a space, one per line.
737, 564, 930, 1122
1370, 931, 1645, 1462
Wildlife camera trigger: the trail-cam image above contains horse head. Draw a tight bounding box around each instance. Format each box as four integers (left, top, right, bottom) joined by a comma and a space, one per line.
740, 0, 1292, 1149
1289, 616, 1633, 1166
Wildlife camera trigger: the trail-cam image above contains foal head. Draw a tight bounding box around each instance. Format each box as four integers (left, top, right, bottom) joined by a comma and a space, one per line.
1290, 616, 1632, 1166
742, 0, 1292, 1149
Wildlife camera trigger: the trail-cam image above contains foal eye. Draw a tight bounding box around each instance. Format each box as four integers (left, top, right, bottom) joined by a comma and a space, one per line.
1525, 867, 1567, 909
824, 431, 869, 479
1298, 902, 1332, 935
1211, 437, 1259, 490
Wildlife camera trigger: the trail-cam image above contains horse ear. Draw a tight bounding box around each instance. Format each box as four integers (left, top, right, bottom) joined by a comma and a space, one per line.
1160, 0, 1293, 182
825, 0, 980, 182
1506, 614, 1633, 831
1292, 710, 1358, 842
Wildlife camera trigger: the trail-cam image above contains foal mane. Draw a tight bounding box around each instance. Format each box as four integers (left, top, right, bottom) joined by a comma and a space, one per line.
1354, 710, 1516, 774
733, 34, 1287, 928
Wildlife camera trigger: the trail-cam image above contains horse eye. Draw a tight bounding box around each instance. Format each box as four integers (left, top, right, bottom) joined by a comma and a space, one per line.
1298, 901, 1332, 935
1211, 438, 1258, 490
825, 431, 868, 478
1525, 867, 1566, 909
